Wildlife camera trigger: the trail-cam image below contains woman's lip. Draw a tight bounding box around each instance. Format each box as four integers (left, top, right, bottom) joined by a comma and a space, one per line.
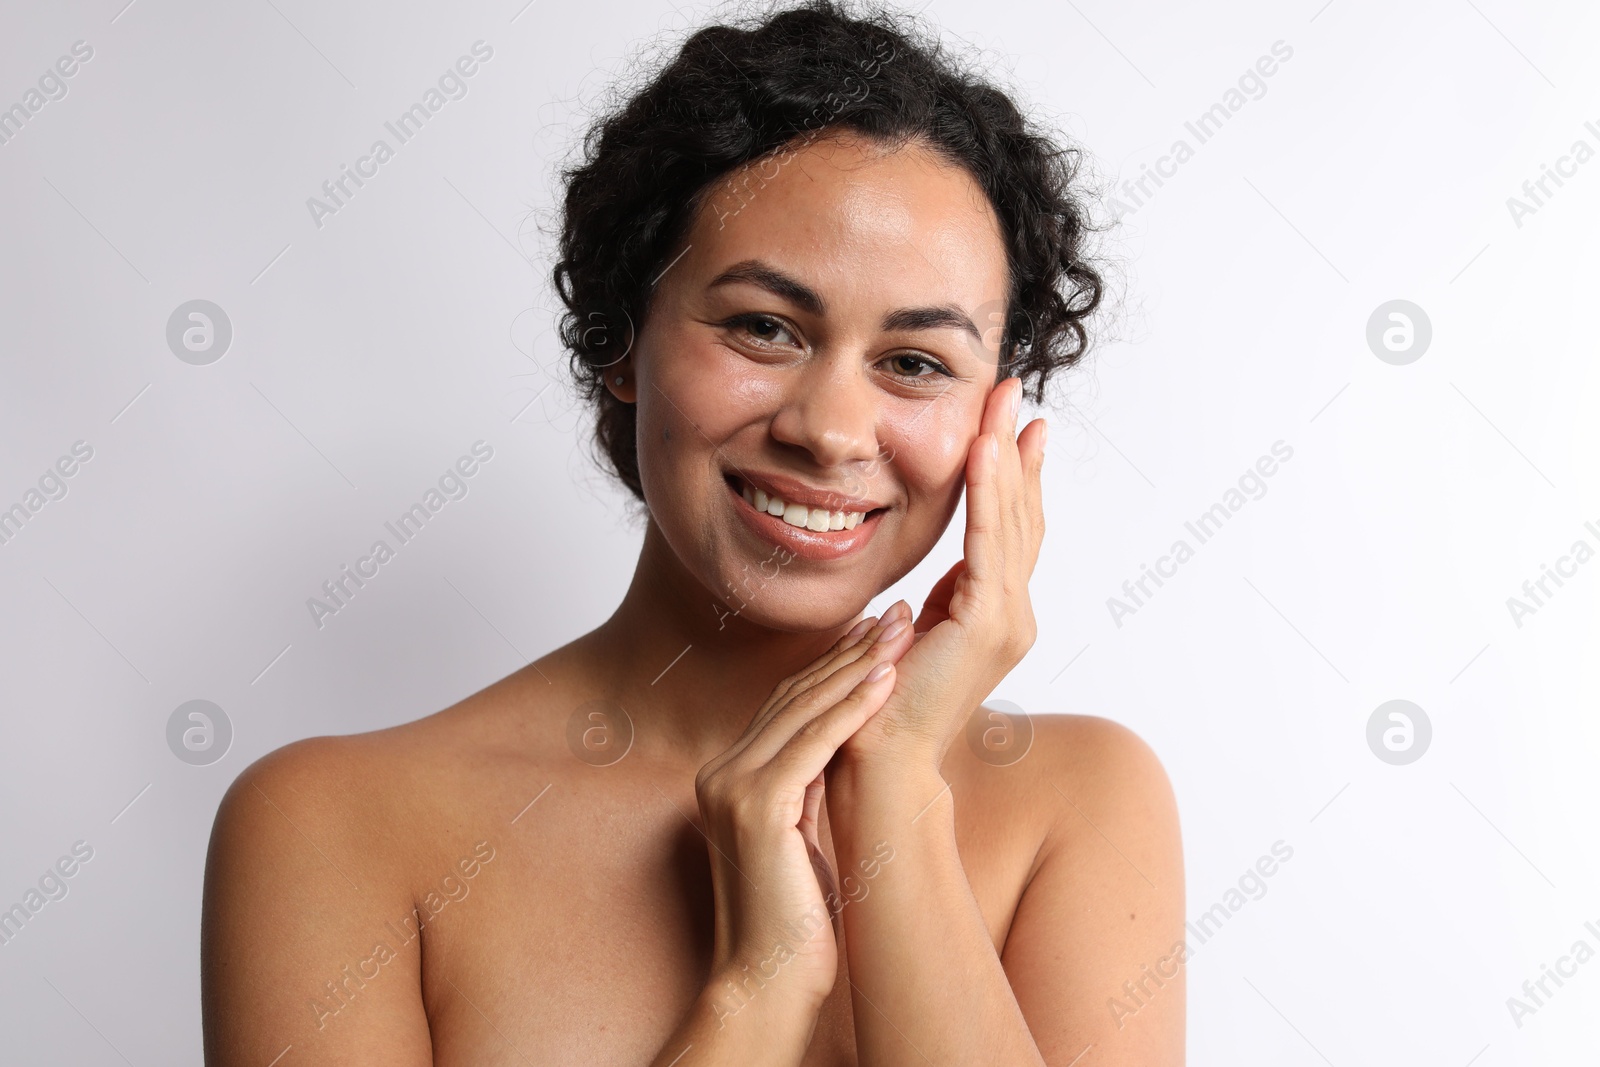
729, 469, 890, 513
726, 479, 884, 562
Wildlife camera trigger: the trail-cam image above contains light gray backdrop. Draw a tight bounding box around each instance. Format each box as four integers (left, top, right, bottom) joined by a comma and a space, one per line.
1, 0, 1595, 1063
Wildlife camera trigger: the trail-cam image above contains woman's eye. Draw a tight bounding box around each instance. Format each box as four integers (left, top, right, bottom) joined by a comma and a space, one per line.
884, 353, 952, 380
729, 314, 799, 347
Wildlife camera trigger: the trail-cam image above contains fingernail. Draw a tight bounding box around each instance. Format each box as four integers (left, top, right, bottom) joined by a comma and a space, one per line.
879, 618, 909, 643
990, 434, 999, 461
866, 662, 893, 682
1010, 383, 1021, 422
846, 616, 875, 640
1040, 419, 1049, 451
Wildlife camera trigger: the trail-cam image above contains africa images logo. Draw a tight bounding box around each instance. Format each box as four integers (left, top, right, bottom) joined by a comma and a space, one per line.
305, 41, 494, 229
306, 441, 494, 630
1105, 441, 1294, 627
0, 39, 95, 148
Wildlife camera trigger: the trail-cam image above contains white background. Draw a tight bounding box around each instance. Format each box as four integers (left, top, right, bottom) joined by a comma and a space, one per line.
1, 0, 1596, 1063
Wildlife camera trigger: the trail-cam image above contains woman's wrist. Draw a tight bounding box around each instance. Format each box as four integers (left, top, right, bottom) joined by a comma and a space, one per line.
827, 745, 952, 846
832, 736, 946, 798
689, 961, 826, 1055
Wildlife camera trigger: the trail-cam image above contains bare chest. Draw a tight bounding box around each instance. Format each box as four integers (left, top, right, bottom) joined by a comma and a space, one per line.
407, 771, 1029, 1065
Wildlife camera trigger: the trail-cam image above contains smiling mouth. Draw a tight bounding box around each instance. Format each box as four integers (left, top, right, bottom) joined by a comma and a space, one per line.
723, 473, 887, 532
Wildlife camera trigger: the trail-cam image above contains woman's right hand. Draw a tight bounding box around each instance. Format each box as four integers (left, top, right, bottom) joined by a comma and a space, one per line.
691, 601, 916, 1033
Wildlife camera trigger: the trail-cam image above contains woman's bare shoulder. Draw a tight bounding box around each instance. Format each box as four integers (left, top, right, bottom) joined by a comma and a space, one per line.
1012, 712, 1177, 839
958, 720, 1183, 1058
1015, 714, 1182, 898
199, 671, 569, 1064
947, 711, 1181, 884
1029, 713, 1175, 796
950, 711, 1174, 799
209, 665, 578, 863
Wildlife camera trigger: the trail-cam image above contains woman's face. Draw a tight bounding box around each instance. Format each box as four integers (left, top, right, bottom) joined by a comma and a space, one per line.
616, 131, 1012, 632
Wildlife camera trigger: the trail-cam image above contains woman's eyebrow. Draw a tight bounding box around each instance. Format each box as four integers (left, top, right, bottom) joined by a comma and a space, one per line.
706, 260, 825, 315
880, 304, 981, 341
706, 258, 981, 340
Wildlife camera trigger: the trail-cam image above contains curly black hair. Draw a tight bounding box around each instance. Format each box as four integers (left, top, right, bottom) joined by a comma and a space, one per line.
554, 0, 1104, 503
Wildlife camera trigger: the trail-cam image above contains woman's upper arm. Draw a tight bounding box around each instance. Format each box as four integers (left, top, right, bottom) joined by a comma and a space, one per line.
201, 739, 434, 1067
1000, 717, 1186, 1067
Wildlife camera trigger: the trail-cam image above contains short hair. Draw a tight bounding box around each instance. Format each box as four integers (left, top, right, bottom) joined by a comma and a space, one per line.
554, 0, 1104, 501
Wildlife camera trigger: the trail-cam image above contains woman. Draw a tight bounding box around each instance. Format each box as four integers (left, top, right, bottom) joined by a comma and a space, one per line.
201, 3, 1184, 1064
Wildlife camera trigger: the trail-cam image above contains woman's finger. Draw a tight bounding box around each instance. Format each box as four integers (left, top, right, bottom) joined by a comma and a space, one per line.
962, 418, 1004, 592
913, 559, 966, 635
736, 617, 914, 767
995, 380, 1027, 588
745, 601, 902, 718
718, 601, 908, 768
800, 770, 825, 837
1019, 416, 1048, 573
765, 660, 898, 786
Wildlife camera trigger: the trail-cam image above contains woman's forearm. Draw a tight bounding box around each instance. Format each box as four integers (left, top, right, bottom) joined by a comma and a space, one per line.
649, 968, 822, 1067
827, 759, 1048, 1067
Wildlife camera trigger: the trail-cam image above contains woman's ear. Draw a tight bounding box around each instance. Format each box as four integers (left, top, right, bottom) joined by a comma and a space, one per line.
604, 357, 637, 404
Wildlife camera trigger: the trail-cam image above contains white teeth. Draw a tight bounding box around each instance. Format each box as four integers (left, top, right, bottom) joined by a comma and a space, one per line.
741, 481, 868, 531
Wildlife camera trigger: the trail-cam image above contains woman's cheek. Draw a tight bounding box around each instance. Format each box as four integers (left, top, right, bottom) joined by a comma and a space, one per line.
888, 417, 972, 495
718, 359, 787, 418
662, 339, 781, 432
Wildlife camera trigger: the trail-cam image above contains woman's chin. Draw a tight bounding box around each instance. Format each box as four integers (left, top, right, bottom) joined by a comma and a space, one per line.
714, 586, 870, 637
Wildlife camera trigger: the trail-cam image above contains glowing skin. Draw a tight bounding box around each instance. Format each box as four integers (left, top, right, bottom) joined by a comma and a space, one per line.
606, 130, 1011, 630
201, 126, 1184, 1067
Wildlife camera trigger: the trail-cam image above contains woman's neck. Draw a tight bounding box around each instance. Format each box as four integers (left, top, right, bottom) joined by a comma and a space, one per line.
574, 520, 862, 763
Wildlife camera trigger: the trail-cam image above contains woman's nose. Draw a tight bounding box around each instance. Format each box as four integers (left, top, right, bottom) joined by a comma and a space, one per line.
767, 360, 880, 468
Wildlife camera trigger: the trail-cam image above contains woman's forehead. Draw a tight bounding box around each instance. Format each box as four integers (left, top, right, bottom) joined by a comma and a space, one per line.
681, 133, 1009, 314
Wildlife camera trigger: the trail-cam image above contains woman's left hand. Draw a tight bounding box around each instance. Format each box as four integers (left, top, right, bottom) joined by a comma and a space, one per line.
839, 376, 1047, 775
